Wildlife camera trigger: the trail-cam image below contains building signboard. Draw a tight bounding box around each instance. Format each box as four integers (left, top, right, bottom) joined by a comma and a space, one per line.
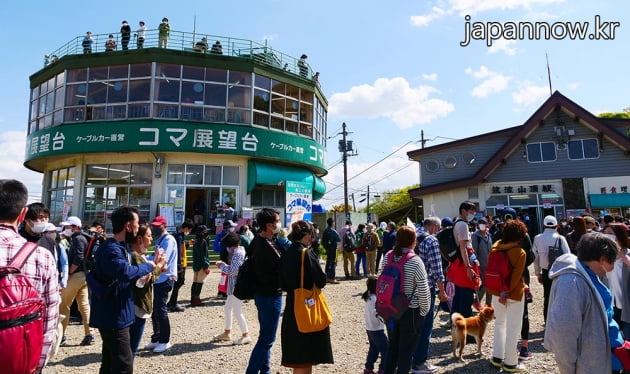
25, 121, 326, 171
285, 180, 312, 226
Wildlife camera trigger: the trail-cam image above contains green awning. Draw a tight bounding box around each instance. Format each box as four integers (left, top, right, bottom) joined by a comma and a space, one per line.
247, 161, 326, 200
589, 193, 630, 208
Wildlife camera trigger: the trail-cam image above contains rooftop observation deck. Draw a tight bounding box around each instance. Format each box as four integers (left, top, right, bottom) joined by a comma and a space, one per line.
44, 29, 316, 80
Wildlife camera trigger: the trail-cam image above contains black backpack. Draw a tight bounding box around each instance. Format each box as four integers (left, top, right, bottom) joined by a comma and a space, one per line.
342, 230, 356, 252
82, 231, 105, 273
322, 228, 336, 250
435, 219, 463, 263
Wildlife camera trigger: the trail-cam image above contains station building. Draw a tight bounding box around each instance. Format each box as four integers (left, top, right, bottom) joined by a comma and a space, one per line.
407, 91, 630, 234
25, 30, 328, 230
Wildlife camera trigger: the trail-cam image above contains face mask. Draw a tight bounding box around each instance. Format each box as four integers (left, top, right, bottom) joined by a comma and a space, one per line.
32, 221, 47, 234
273, 222, 281, 234
478, 224, 486, 231
62, 229, 73, 237
125, 229, 136, 244
466, 213, 475, 222
151, 227, 162, 239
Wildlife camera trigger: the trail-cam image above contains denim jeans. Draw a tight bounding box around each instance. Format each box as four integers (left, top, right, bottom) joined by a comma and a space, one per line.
384, 308, 424, 374
129, 316, 146, 357
325, 248, 337, 279
366, 329, 389, 371
412, 287, 435, 366
99, 327, 132, 374
356, 252, 367, 276
151, 279, 174, 344
245, 294, 282, 374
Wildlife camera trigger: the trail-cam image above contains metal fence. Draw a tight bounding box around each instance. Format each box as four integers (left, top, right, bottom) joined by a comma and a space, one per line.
46, 29, 314, 78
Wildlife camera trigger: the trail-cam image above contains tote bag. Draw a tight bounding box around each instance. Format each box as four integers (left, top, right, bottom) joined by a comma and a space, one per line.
294, 248, 332, 333
446, 249, 481, 290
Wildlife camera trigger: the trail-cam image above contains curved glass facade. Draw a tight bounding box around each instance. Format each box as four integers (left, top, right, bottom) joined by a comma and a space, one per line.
29, 63, 327, 145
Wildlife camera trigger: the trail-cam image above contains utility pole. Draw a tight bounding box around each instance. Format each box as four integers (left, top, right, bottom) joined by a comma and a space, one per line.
338, 122, 356, 219
366, 185, 371, 223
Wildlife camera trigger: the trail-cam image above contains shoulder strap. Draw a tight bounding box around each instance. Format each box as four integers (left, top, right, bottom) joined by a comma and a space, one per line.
9, 241, 39, 269
300, 248, 307, 289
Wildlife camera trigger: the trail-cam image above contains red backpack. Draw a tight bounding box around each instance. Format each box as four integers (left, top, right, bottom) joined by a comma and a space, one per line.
375, 251, 414, 321
0, 242, 44, 374
484, 248, 513, 291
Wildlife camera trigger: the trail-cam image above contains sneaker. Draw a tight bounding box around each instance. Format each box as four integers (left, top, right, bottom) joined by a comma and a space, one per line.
411, 362, 439, 373
489, 357, 503, 368
212, 332, 231, 342
233, 336, 252, 345
79, 334, 95, 346
153, 342, 172, 353
502, 362, 526, 372
518, 349, 533, 361
168, 304, 185, 312
144, 341, 159, 350
59, 336, 67, 346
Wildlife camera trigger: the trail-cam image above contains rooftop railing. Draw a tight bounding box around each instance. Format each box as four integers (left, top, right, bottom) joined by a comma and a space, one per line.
45, 29, 316, 79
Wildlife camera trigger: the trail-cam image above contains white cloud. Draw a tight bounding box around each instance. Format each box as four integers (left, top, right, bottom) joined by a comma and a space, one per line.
411, 0, 565, 26
421, 73, 438, 81
0, 131, 43, 199
410, 6, 446, 26
512, 81, 550, 108
329, 77, 454, 129
488, 39, 517, 56
566, 82, 579, 90
261, 34, 278, 41
466, 66, 512, 98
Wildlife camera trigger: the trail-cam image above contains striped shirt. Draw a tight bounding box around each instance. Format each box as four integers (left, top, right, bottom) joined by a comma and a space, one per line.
382, 249, 430, 316
0, 224, 59, 372
417, 235, 445, 289
219, 246, 245, 295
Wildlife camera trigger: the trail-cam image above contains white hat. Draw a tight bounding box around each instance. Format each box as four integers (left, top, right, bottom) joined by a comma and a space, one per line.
60, 216, 82, 227
42, 223, 58, 232
543, 215, 558, 227
223, 220, 237, 227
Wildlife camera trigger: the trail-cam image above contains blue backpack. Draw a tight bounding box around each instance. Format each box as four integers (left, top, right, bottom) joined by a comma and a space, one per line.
375, 251, 415, 321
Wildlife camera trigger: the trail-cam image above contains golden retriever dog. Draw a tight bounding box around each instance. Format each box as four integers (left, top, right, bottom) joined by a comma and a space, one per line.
451, 306, 495, 361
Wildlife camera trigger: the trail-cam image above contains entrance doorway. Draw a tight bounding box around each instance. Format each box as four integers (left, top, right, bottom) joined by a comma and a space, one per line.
185, 187, 220, 232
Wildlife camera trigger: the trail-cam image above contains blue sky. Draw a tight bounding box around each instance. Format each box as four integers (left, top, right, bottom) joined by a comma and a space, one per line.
1, 0, 628, 208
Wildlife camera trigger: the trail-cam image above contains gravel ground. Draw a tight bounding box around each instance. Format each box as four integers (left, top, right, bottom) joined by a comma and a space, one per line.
49, 263, 560, 373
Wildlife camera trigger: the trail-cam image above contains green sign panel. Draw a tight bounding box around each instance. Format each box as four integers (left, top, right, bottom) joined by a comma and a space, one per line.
25, 121, 326, 171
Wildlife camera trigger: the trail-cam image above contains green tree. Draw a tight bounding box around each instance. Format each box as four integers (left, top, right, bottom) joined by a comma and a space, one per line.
358, 185, 418, 216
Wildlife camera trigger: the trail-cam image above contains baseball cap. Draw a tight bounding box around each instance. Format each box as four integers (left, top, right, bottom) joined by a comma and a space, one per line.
441, 217, 454, 227
151, 216, 168, 226
223, 220, 237, 227
43, 223, 58, 232
501, 208, 517, 221
543, 215, 558, 227
60, 216, 82, 227
195, 225, 209, 235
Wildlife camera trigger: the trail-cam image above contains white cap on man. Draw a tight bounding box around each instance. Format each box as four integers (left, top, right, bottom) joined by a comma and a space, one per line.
60, 216, 82, 227
543, 215, 558, 228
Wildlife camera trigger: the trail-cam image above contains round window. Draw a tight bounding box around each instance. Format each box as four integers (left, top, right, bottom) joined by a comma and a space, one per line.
445, 155, 457, 169
425, 159, 439, 172
462, 152, 476, 165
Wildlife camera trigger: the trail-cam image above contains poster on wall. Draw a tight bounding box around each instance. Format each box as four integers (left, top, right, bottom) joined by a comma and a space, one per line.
285, 181, 312, 226
157, 203, 176, 230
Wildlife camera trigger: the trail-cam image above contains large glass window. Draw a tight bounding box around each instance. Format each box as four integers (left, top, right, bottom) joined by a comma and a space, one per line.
46, 167, 75, 223
568, 139, 599, 160
526, 142, 556, 163
31, 65, 327, 144
83, 164, 152, 225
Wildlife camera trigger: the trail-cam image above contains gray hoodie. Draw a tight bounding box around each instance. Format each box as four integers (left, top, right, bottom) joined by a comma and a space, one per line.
544, 253, 611, 374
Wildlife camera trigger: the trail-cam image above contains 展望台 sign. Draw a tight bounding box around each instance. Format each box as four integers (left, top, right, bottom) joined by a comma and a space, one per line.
285, 180, 312, 225
25, 121, 326, 172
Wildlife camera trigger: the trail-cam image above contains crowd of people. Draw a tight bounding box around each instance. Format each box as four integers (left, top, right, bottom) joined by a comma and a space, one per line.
3, 175, 630, 374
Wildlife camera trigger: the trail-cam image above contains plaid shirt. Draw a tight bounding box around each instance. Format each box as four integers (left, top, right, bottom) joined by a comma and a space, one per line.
0, 224, 59, 372
417, 232, 445, 289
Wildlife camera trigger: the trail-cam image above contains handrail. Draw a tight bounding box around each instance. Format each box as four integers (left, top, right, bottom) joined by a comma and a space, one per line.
44, 29, 316, 79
